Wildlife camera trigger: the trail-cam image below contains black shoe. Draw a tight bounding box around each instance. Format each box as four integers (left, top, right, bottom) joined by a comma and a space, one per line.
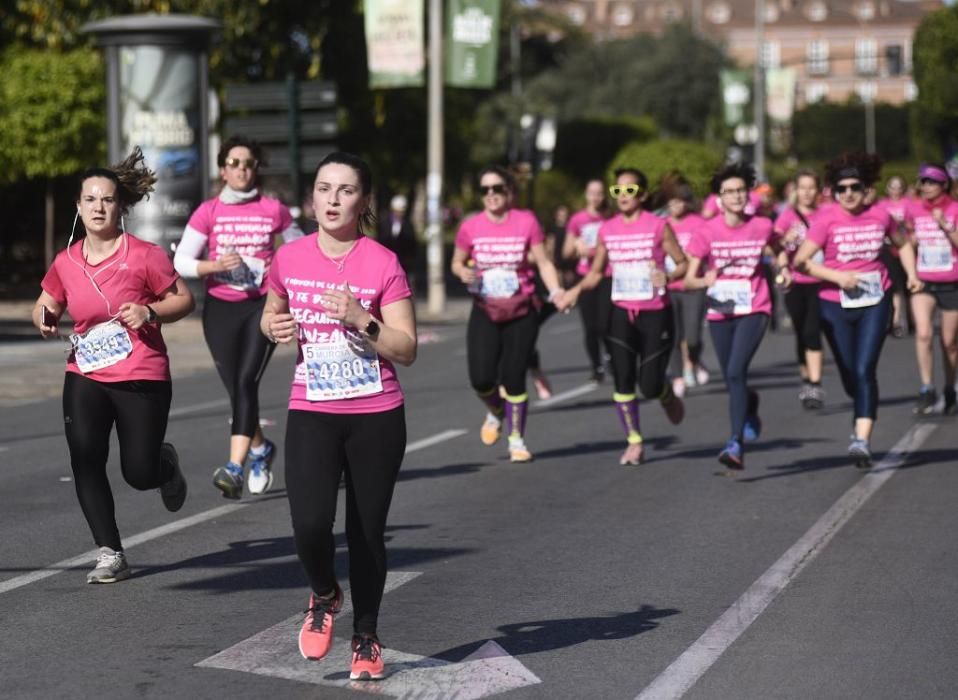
944, 388, 957, 416
914, 388, 937, 415
801, 384, 825, 410
159, 443, 188, 512
590, 366, 605, 384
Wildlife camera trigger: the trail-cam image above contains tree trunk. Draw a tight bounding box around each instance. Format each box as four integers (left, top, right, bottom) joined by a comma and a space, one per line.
45, 179, 55, 269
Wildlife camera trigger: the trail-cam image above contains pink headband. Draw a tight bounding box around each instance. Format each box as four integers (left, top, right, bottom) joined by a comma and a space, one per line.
918, 165, 949, 183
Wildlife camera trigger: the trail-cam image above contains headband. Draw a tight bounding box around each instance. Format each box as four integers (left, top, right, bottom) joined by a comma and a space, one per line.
836, 166, 862, 181
918, 164, 949, 184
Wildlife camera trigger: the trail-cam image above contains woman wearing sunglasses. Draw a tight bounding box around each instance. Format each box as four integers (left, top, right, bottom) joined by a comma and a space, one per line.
683, 163, 781, 472
174, 135, 303, 498
794, 152, 922, 468
774, 170, 827, 411
559, 168, 688, 466
561, 178, 612, 383
451, 166, 566, 462
32, 148, 194, 583
903, 164, 958, 416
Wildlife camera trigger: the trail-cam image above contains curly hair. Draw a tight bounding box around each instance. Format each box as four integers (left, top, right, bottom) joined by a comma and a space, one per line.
824, 152, 882, 187
217, 134, 266, 169
77, 146, 156, 215
710, 162, 756, 194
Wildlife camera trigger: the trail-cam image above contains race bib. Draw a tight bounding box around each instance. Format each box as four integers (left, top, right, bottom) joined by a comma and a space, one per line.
840, 271, 883, 309
303, 337, 383, 402
580, 222, 601, 249
664, 255, 677, 276
480, 268, 520, 299
612, 262, 654, 301
707, 279, 752, 315
917, 244, 954, 273
214, 255, 266, 290
72, 320, 133, 374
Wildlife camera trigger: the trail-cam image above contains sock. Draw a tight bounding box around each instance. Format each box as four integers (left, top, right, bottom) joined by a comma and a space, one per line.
613, 393, 642, 444
503, 393, 528, 440
477, 387, 505, 418
249, 442, 268, 456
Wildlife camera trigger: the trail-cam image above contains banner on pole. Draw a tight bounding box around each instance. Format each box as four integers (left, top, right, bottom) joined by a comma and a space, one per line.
445, 0, 500, 89
364, 0, 425, 89
720, 69, 752, 127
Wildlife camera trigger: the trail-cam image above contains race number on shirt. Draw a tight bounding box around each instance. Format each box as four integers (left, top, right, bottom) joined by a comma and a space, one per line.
707, 279, 752, 315
840, 271, 883, 309
611, 262, 654, 301
214, 255, 266, 290
480, 268, 520, 299
72, 320, 133, 374
580, 222, 601, 249
303, 336, 384, 401
917, 245, 954, 274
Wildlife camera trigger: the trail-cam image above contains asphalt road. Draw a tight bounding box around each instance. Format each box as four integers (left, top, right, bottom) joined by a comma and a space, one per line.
1, 307, 956, 699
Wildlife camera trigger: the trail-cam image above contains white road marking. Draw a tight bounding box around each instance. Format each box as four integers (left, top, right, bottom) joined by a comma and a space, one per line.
0, 428, 464, 596
634, 422, 938, 700
533, 381, 597, 408
168, 398, 231, 418
197, 571, 541, 698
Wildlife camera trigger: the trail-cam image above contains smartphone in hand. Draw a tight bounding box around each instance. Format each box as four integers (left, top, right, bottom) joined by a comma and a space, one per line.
41, 306, 57, 328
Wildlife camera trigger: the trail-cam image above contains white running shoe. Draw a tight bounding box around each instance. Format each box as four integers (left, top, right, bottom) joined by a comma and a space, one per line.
247, 439, 275, 495
87, 547, 130, 584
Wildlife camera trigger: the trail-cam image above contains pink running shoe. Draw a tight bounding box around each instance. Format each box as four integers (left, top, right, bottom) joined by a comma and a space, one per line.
619, 443, 644, 465
531, 370, 553, 400
298, 584, 343, 660
350, 634, 386, 680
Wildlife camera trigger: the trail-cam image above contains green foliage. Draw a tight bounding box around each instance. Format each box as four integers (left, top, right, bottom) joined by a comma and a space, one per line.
608, 139, 724, 198
792, 99, 911, 162
0, 48, 105, 183
911, 5, 958, 157
553, 116, 656, 178
531, 169, 581, 224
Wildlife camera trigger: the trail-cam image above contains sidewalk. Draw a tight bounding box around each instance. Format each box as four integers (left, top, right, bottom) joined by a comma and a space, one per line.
0, 297, 471, 407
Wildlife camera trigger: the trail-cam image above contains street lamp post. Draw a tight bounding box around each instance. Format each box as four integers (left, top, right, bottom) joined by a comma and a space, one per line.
753, 0, 766, 181
426, 0, 445, 316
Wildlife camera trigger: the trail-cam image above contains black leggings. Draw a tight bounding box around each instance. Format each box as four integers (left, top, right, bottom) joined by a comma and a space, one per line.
467, 303, 540, 397
784, 282, 823, 366
578, 277, 614, 372
203, 295, 276, 437
285, 406, 406, 636
63, 373, 173, 551
608, 306, 675, 398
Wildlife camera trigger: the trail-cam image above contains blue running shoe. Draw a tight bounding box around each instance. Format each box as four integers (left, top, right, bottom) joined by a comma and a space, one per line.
247, 439, 275, 495
718, 439, 744, 470
743, 413, 762, 442
213, 461, 244, 499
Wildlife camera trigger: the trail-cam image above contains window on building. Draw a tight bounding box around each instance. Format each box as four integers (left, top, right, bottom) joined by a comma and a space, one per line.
885, 44, 903, 76
807, 40, 829, 75
855, 81, 877, 102
854, 1, 875, 21
566, 5, 587, 25
804, 0, 828, 21
855, 38, 878, 75
762, 41, 781, 69
612, 4, 634, 26
805, 82, 829, 103
706, 1, 731, 24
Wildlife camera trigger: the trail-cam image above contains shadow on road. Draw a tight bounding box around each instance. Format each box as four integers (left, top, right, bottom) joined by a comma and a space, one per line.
433, 603, 681, 659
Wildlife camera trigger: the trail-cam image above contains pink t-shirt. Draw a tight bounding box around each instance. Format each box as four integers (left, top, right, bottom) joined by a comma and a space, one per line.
41, 234, 179, 382
687, 215, 775, 320
599, 211, 670, 312
904, 196, 958, 283
454, 208, 545, 304
268, 234, 411, 415
774, 206, 821, 285
667, 213, 706, 291
566, 209, 607, 276
187, 196, 294, 302
806, 204, 893, 303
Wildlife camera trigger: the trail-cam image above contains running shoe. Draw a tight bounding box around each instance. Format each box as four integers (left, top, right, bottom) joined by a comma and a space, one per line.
299, 584, 344, 661
743, 393, 762, 442
801, 384, 825, 411
508, 437, 533, 463
944, 387, 957, 416
480, 413, 502, 446
671, 376, 687, 399
87, 547, 130, 584
848, 437, 872, 470
247, 439, 275, 496
350, 634, 386, 681
661, 393, 685, 425
589, 366, 605, 384
212, 461, 244, 500
682, 368, 697, 388
694, 365, 711, 386
619, 443, 644, 465
532, 370, 553, 400
159, 442, 188, 512
913, 388, 937, 415
718, 439, 744, 470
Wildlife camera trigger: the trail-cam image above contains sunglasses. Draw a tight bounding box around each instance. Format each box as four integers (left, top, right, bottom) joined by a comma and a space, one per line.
609, 184, 644, 197
224, 157, 258, 169
479, 184, 508, 196
919, 177, 946, 186
835, 183, 864, 194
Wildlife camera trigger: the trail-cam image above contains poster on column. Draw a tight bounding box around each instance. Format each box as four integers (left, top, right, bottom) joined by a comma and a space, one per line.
364, 0, 425, 88
445, 0, 500, 89
118, 45, 202, 246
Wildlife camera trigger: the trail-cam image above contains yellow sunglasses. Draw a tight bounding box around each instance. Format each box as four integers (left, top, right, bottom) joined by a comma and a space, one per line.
609, 184, 643, 198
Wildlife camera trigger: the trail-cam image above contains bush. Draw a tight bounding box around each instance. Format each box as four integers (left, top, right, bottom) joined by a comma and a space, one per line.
792, 99, 911, 162
608, 139, 724, 199
553, 116, 656, 178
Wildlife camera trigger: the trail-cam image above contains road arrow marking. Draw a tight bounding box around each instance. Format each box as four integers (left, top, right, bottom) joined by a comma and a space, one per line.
197, 571, 541, 698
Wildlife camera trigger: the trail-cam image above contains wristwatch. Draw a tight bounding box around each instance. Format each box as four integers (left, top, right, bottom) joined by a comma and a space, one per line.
145, 305, 158, 323
363, 317, 380, 339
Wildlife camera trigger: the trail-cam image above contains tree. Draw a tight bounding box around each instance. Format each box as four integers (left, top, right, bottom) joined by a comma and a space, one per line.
792, 99, 911, 161
608, 139, 724, 199
0, 48, 105, 266
911, 4, 958, 158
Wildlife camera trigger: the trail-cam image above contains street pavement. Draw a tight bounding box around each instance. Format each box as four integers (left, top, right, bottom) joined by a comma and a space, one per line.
1, 302, 956, 699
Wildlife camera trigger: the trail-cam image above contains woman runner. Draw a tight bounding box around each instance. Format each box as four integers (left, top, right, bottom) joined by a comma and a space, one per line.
175, 135, 302, 499
903, 163, 958, 415
33, 148, 194, 583
877, 175, 911, 338
451, 166, 566, 463
262, 152, 416, 680
683, 163, 782, 471
559, 167, 688, 465
794, 152, 922, 467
